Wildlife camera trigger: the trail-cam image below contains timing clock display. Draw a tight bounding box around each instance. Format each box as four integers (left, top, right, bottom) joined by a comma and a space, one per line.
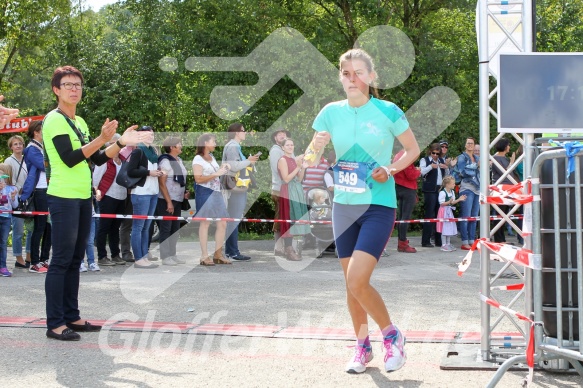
500, 54, 583, 132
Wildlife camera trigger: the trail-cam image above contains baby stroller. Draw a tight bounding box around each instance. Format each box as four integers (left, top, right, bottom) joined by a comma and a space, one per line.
305, 187, 336, 258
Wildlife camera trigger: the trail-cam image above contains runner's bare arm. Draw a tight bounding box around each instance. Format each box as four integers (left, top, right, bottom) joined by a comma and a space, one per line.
303, 131, 330, 167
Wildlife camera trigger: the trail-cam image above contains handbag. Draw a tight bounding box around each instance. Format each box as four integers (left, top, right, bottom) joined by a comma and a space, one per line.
116, 149, 145, 189
181, 197, 191, 211
13, 195, 35, 219
220, 174, 237, 190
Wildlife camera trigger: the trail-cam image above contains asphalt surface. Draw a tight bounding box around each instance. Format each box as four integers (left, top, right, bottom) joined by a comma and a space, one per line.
0, 235, 581, 387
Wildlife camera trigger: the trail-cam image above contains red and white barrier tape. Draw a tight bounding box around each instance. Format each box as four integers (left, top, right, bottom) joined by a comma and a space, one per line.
2, 210, 524, 225
394, 215, 522, 224
483, 181, 539, 206
491, 283, 524, 291
457, 238, 541, 277
480, 294, 536, 386
5, 210, 331, 224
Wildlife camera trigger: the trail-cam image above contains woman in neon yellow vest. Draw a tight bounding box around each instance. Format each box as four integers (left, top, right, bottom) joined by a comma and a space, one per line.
43, 66, 146, 341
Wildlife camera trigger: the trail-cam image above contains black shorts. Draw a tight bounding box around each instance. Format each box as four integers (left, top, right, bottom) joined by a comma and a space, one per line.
333, 203, 395, 260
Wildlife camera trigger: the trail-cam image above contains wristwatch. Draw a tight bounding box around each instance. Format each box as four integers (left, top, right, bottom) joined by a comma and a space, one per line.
380, 166, 392, 177
116, 139, 125, 148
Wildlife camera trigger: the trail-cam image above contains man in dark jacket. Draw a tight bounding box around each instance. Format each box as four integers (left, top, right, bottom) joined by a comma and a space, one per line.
419, 143, 449, 248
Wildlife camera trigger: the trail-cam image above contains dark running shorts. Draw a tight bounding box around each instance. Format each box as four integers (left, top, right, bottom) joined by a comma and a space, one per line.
332, 203, 396, 260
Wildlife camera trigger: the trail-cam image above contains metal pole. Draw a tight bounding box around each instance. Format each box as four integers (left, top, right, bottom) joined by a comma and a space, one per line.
522, 0, 535, 346
478, 0, 492, 362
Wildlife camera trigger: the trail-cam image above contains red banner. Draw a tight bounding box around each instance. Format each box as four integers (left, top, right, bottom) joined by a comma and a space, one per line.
1, 116, 45, 134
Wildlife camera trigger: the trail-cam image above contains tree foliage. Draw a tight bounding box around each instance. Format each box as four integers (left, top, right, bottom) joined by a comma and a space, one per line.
0, 0, 580, 225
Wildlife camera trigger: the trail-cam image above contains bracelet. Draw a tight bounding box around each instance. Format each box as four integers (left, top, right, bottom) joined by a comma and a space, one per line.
116, 139, 125, 148
380, 166, 392, 177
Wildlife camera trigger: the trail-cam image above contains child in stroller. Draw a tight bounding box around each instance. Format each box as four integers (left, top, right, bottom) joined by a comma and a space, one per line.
306, 188, 336, 257
309, 189, 332, 220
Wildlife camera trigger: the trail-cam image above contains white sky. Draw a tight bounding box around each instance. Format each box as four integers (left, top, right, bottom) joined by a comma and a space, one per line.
84, 0, 120, 11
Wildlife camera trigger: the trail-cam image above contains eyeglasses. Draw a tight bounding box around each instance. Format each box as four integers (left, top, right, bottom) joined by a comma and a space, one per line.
431, 152, 440, 155
60, 82, 83, 90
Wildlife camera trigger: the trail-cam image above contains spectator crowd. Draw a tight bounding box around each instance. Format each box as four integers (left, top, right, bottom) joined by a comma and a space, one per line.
0, 101, 524, 276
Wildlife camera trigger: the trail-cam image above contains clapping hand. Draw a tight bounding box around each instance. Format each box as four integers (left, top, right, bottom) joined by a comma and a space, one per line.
119, 125, 146, 146
99, 118, 119, 143
0, 95, 19, 128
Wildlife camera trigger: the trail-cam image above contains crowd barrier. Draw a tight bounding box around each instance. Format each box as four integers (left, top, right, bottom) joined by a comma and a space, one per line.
487, 147, 583, 386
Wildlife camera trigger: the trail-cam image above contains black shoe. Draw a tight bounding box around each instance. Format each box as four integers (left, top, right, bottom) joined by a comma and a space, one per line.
46, 328, 81, 341
66, 321, 102, 332
230, 254, 251, 261
15, 261, 30, 268
421, 243, 435, 248
122, 255, 135, 263
111, 255, 126, 265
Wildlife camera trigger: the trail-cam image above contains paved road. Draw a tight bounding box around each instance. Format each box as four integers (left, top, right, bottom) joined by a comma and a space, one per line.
0, 236, 581, 387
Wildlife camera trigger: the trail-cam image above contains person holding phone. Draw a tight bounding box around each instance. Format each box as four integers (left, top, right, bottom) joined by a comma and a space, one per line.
221, 123, 259, 261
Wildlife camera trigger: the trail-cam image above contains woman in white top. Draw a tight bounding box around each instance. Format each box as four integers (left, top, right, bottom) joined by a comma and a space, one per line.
192, 133, 231, 266
4, 135, 31, 268
126, 126, 165, 269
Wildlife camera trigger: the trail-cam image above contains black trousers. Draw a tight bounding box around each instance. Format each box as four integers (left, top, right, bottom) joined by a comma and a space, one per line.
96, 195, 125, 259
396, 185, 417, 242
157, 198, 182, 259
422, 190, 442, 246
45, 196, 92, 330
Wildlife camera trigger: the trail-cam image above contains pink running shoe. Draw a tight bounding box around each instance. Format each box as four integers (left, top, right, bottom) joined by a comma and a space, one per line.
383, 325, 407, 372
345, 345, 374, 374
